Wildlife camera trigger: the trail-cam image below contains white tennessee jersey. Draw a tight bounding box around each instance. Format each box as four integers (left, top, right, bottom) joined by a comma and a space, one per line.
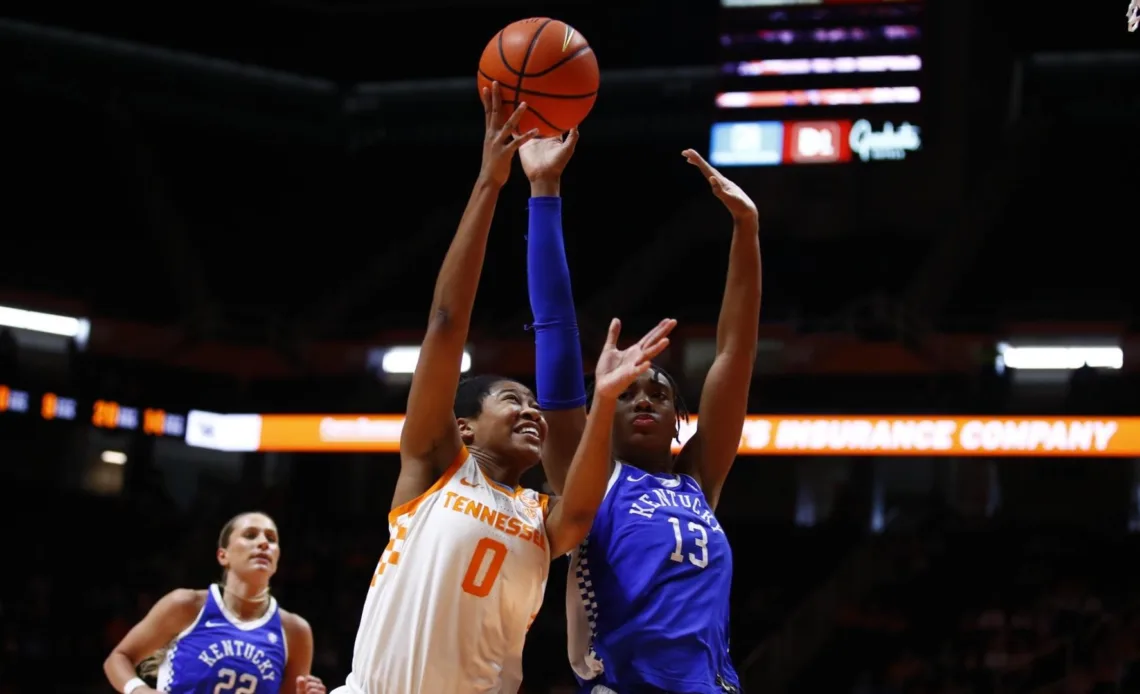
344, 447, 551, 694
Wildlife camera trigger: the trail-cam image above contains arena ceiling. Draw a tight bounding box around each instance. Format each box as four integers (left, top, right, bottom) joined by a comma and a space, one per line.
0, 0, 1137, 356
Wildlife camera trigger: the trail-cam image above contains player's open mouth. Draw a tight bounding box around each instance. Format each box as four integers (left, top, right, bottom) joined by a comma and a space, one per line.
251, 554, 272, 565
514, 423, 542, 443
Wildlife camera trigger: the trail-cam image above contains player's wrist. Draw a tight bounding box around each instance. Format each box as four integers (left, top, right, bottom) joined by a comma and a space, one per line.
529, 177, 560, 197
732, 210, 759, 231
590, 390, 619, 408
474, 173, 505, 194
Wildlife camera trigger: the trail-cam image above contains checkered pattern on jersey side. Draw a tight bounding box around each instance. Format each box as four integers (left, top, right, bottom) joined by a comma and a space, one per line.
371, 520, 410, 584
574, 537, 601, 664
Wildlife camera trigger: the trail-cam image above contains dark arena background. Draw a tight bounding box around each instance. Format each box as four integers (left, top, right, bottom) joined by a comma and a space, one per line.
2, 0, 1140, 692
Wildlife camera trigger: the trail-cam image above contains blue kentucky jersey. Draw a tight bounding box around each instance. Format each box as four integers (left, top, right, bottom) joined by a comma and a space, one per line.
567, 462, 740, 694
158, 584, 287, 694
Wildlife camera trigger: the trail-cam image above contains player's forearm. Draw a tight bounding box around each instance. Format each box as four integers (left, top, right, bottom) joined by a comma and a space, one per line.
104, 652, 142, 693
428, 176, 502, 329
714, 214, 762, 357
528, 192, 587, 493
556, 394, 616, 531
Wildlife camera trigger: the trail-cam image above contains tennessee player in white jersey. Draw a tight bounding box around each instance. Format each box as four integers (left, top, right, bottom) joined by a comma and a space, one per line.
334, 81, 677, 694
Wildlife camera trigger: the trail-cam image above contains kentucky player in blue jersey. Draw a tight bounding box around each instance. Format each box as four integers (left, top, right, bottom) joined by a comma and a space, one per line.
104, 512, 326, 694
522, 142, 761, 693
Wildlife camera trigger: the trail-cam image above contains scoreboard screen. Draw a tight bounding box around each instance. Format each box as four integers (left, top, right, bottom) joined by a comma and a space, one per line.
711, 0, 926, 166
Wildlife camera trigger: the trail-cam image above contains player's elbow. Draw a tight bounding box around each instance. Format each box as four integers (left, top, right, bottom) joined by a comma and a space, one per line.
712, 345, 758, 370
103, 650, 134, 685
427, 302, 471, 335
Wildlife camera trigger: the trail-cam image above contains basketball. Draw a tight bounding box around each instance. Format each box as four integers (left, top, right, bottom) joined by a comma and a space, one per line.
478, 18, 600, 137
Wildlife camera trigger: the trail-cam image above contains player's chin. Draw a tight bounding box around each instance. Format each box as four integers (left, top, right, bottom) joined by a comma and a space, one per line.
623, 430, 672, 455
506, 440, 543, 469
246, 560, 276, 574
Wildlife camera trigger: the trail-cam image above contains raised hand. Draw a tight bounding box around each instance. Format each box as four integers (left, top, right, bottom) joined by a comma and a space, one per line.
295, 675, 326, 694
593, 318, 677, 400
682, 149, 758, 222
519, 128, 580, 183
480, 81, 540, 188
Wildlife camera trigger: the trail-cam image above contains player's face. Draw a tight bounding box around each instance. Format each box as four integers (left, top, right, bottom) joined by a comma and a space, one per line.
219, 513, 280, 578
613, 370, 677, 460
461, 380, 547, 469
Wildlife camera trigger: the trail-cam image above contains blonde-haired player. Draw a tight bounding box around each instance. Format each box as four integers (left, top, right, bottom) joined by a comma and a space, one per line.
334, 81, 677, 694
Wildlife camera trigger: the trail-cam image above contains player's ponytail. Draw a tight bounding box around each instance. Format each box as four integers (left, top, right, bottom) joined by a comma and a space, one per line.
137, 646, 168, 685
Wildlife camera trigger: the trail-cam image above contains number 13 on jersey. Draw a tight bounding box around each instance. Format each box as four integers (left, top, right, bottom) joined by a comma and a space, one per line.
668, 517, 708, 568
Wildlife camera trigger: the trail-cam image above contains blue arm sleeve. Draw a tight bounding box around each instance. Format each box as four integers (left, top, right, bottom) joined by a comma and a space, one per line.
527, 196, 587, 410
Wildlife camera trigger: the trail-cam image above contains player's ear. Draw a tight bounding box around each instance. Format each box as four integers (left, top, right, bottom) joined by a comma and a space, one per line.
457, 417, 476, 445
216, 546, 228, 569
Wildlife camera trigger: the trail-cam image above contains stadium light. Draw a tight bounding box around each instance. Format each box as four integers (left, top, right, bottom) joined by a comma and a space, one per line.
0, 305, 91, 346
996, 343, 1123, 370
101, 450, 128, 465
380, 346, 472, 374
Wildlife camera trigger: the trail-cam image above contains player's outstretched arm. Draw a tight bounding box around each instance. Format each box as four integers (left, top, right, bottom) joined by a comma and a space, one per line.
519, 129, 587, 496
674, 149, 762, 510
546, 318, 676, 556
104, 589, 205, 694
395, 82, 538, 509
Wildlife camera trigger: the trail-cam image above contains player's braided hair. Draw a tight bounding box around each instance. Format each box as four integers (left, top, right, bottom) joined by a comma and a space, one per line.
588, 363, 689, 442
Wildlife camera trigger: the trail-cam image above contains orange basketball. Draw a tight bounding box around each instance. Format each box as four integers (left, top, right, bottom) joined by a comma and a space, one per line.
477, 18, 600, 137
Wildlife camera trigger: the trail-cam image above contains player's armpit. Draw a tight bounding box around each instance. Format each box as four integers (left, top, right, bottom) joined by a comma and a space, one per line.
104, 588, 204, 690
540, 408, 587, 495
544, 396, 617, 556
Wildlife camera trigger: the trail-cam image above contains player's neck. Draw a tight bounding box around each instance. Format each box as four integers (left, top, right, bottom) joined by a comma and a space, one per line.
620, 451, 673, 476
470, 447, 522, 488
221, 578, 271, 621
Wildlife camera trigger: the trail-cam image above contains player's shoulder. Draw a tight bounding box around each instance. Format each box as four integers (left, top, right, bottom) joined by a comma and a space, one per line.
149, 588, 208, 630
278, 608, 311, 635
278, 608, 314, 654
164, 588, 209, 611
517, 486, 551, 518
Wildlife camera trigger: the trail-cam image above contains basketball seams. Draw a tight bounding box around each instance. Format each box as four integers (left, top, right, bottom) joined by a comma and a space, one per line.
520, 45, 594, 79
480, 18, 599, 136
513, 19, 554, 108
477, 69, 597, 100
495, 29, 523, 77
524, 107, 566, 135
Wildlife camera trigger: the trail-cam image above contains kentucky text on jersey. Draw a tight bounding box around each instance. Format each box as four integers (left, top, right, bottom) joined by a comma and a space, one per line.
627, 487, 723, 532
158, 584, 286, 694
567, 463, 740, 694
442, 491, 546, 549
196, 639, 278, 680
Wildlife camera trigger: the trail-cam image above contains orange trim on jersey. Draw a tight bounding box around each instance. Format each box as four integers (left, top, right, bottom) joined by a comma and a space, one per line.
387, 446, 469, 526
475, 465, 539, 499
539, 493, 551, 520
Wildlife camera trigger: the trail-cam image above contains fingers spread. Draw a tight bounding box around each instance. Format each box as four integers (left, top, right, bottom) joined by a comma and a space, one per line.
641, 337, 671, 362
